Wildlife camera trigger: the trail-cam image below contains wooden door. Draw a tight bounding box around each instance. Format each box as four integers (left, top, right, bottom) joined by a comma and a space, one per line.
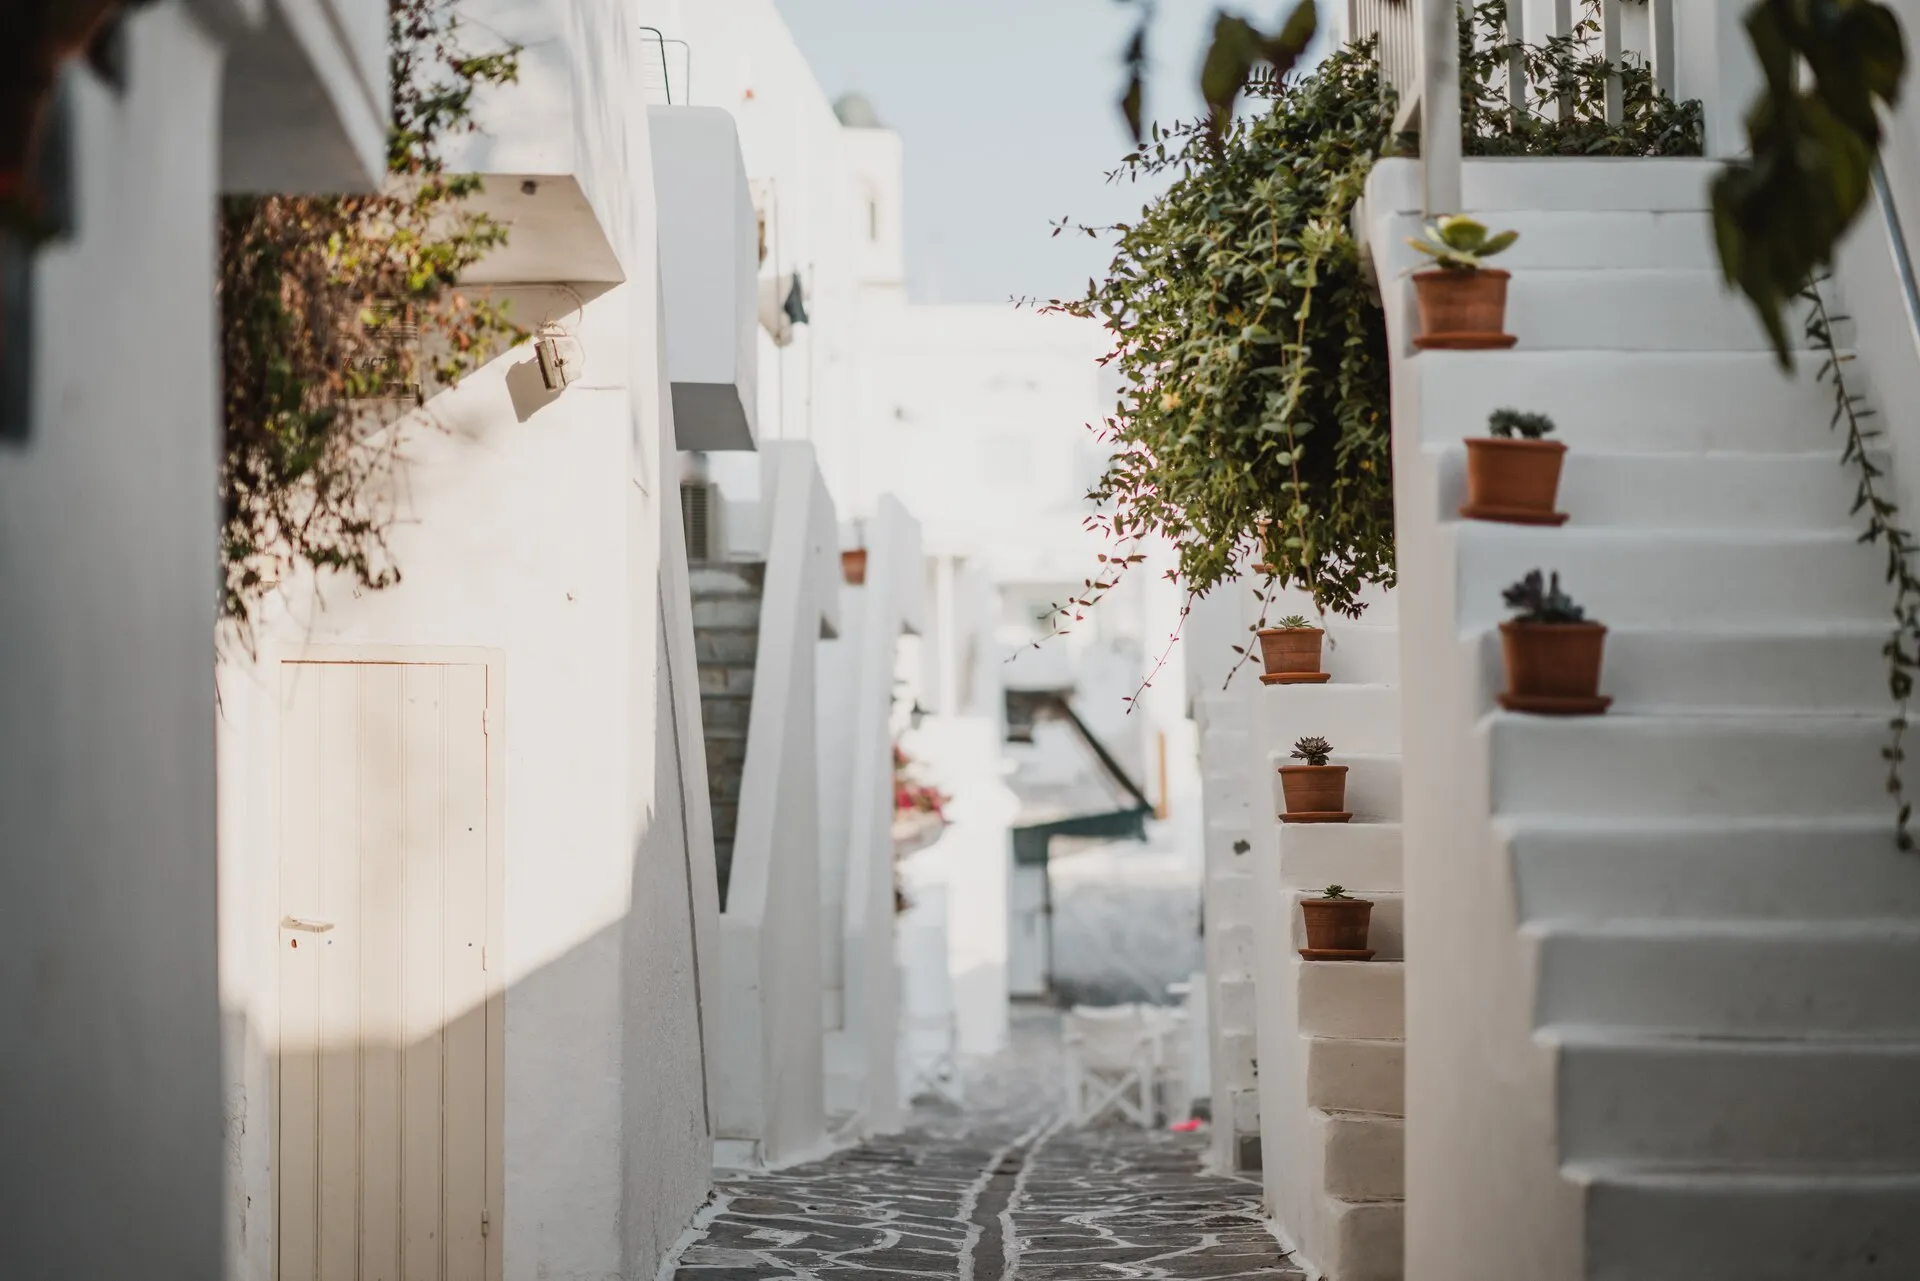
275, 659, 499, 1281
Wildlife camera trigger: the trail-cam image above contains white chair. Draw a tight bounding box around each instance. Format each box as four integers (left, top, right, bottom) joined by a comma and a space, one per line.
1062, 1004, 1158, 1127
1143, 1004, 1193, 1125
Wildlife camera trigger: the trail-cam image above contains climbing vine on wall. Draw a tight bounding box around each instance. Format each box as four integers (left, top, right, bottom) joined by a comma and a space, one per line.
1803, 281, 1920, 849
217, 0, 521, 633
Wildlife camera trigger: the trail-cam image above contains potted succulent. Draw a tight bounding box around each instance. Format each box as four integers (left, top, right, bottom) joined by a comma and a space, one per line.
1499, 570, 1611, 715
1461, 409, 1567, 525
1279, 735, 1350, 823
1256, 614, 1330, 685
1408, 215, 1520, 350
1299, 885, 1374, 961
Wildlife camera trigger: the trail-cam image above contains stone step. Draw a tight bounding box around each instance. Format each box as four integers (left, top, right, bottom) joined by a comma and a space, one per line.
1488, 714, 1889, 821
689, 563, 766, 596
697, 661, 756, 697
1531, 918, 1920, 1036
1383, 207, 1717, 270
1432, 446, 1873, 533
1322, 623, 1400, 686
1372, 156, 1724, 214
1214, 975, 1256, 1034
695, 628, 759, 666
1408, 350, 1837, 454
1506, 818, 1919, 923
1299, 959, 1403, 1041
1551, 1028, 1920, 1166
1495, 268, 1819, 353
1279, 823, 1403, 894
699, 691, 755, 739
1257, 682, 1401, 756
1472, 625, 1891, 716
1218, 1029, 1257, 1087
1572, 1162, 1920, 1281
692, 596, 761, 629
1209, 869, 1257, 932
1311, 1108, 1404, 1200
1215, 922, 1256, 977
1306, 1036, 1404, 1117
1290, 890, 1403, 961
1322, 1195, 1404, 1281
1452, 524, 1889, 631
1264, 753, 1400, 823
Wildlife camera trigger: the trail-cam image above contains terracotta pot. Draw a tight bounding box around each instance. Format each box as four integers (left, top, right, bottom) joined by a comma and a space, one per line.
1465, 437, 1566, 516
1279, 764, 1348, 815
1301, 896, 1373, 953
1412, 267, 1511, 345
1500, 621, 1607, 701
841, 548, 867, 586
1257, 626, 1324, 676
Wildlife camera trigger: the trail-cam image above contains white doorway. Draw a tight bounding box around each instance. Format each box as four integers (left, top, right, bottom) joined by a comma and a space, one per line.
273, 656, 503, 1281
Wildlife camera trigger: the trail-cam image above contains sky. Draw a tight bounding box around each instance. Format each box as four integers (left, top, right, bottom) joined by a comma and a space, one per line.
771, 0, 1227, 307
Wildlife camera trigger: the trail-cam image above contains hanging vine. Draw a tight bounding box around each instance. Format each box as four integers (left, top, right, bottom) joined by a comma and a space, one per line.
1803, 277, 1920, 848
218, 0, 522, 636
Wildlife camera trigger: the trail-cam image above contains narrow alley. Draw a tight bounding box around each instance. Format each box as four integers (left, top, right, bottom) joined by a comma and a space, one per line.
665, 1011, 1299, 1281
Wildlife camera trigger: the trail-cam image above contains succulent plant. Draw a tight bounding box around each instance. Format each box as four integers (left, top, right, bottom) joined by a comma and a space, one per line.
1487, 408, 1555, 440
1321, 885, 1350, 900
1503, 569, 1586, 624
1291, 735, 1333, 767
1408, 215, 1519, 271
1276, 614, 1313, 629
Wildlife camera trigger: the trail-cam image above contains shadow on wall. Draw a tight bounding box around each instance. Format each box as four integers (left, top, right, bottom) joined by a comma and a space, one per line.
233, 903, 712, 1281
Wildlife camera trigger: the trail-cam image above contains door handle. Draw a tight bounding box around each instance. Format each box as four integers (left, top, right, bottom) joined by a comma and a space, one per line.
282, 916, 335, 933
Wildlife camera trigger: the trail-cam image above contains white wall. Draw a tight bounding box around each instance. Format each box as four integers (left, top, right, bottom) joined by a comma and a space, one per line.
0, 14, 228, 1278
217, 2, 716, 1275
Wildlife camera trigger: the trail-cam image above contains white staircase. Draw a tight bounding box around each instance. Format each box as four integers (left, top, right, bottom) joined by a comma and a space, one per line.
1371, 157, 1920, 1281
1247, 594, 1406, 1281
1197, 686, 1265, 1174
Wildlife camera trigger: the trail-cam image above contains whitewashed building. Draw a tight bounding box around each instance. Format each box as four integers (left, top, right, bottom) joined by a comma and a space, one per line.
0, 2, 387, 1278
1193, 2, 1920, 1279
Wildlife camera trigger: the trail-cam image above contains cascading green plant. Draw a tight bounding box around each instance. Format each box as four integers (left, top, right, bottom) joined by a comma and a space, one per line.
1409, 215, 1520, 271
1487, 409, 1556, 440
1291, 736, 1334, 767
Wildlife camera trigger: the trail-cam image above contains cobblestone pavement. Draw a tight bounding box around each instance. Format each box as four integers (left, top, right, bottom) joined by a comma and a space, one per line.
664, 1010, 1302, 1281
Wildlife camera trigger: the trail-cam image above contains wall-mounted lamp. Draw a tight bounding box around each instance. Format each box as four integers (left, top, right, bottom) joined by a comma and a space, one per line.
534, 322, 579, 391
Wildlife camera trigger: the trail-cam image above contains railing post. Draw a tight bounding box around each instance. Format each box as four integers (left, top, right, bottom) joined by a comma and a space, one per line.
1421, 0, 1463, 214
1600, 0, 1625, 123
1648, 0, 1676, 97
1505, 0, 1527, 125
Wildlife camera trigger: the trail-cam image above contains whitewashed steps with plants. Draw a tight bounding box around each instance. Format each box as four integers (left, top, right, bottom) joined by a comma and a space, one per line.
1549, 1028, 1920, 1165
1533, 919, 1920, 1035
1506, 819, 1920, 922
1573, 1163, 1920, 1281
1409, 350, 1844, 452
1259, 658, 1407, 1280
1449, 524, 1888, 630
1307, 1036, 1405, 1115
1380, 155, 1920, 1279
1432, 448, 1875, 530
1473, 626, 1891, 715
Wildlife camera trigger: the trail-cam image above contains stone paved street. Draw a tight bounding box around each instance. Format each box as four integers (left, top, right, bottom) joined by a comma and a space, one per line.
664, 1010, 1302, 1281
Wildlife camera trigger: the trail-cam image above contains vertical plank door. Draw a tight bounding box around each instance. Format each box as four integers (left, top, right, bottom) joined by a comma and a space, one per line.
277, 660, 496, 1281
